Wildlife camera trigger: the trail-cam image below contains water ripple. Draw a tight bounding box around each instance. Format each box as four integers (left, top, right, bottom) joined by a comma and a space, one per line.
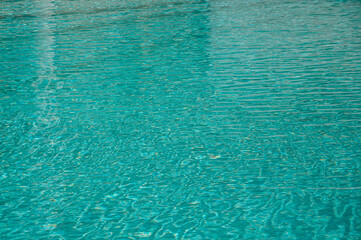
1, 0, 361, 239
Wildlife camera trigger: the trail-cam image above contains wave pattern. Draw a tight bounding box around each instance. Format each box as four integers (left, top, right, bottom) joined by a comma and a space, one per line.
1, 0, 361, 239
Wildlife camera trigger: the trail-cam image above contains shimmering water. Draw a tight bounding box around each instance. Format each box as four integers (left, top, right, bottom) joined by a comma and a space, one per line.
1, 0, 361, 239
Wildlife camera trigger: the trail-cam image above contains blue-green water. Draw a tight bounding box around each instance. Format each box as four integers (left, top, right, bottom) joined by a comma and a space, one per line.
1, 0, 361, 239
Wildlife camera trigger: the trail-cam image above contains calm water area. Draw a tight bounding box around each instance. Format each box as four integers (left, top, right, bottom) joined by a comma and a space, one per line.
1, 0, 361, 239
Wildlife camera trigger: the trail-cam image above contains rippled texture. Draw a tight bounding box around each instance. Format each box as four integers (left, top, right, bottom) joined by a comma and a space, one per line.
1, 0, 361, 239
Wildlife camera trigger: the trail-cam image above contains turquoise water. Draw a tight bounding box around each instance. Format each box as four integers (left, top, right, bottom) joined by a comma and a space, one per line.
1, 0, 361, 239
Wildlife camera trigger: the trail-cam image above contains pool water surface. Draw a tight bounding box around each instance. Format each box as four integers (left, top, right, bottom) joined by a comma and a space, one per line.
1, 0, 361, 239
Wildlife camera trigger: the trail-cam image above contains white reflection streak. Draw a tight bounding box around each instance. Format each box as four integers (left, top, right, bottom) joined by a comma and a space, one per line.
33, 0, 59, 134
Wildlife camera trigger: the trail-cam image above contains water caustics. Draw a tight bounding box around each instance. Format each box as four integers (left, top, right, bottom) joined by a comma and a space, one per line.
1, 0, 361, 239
